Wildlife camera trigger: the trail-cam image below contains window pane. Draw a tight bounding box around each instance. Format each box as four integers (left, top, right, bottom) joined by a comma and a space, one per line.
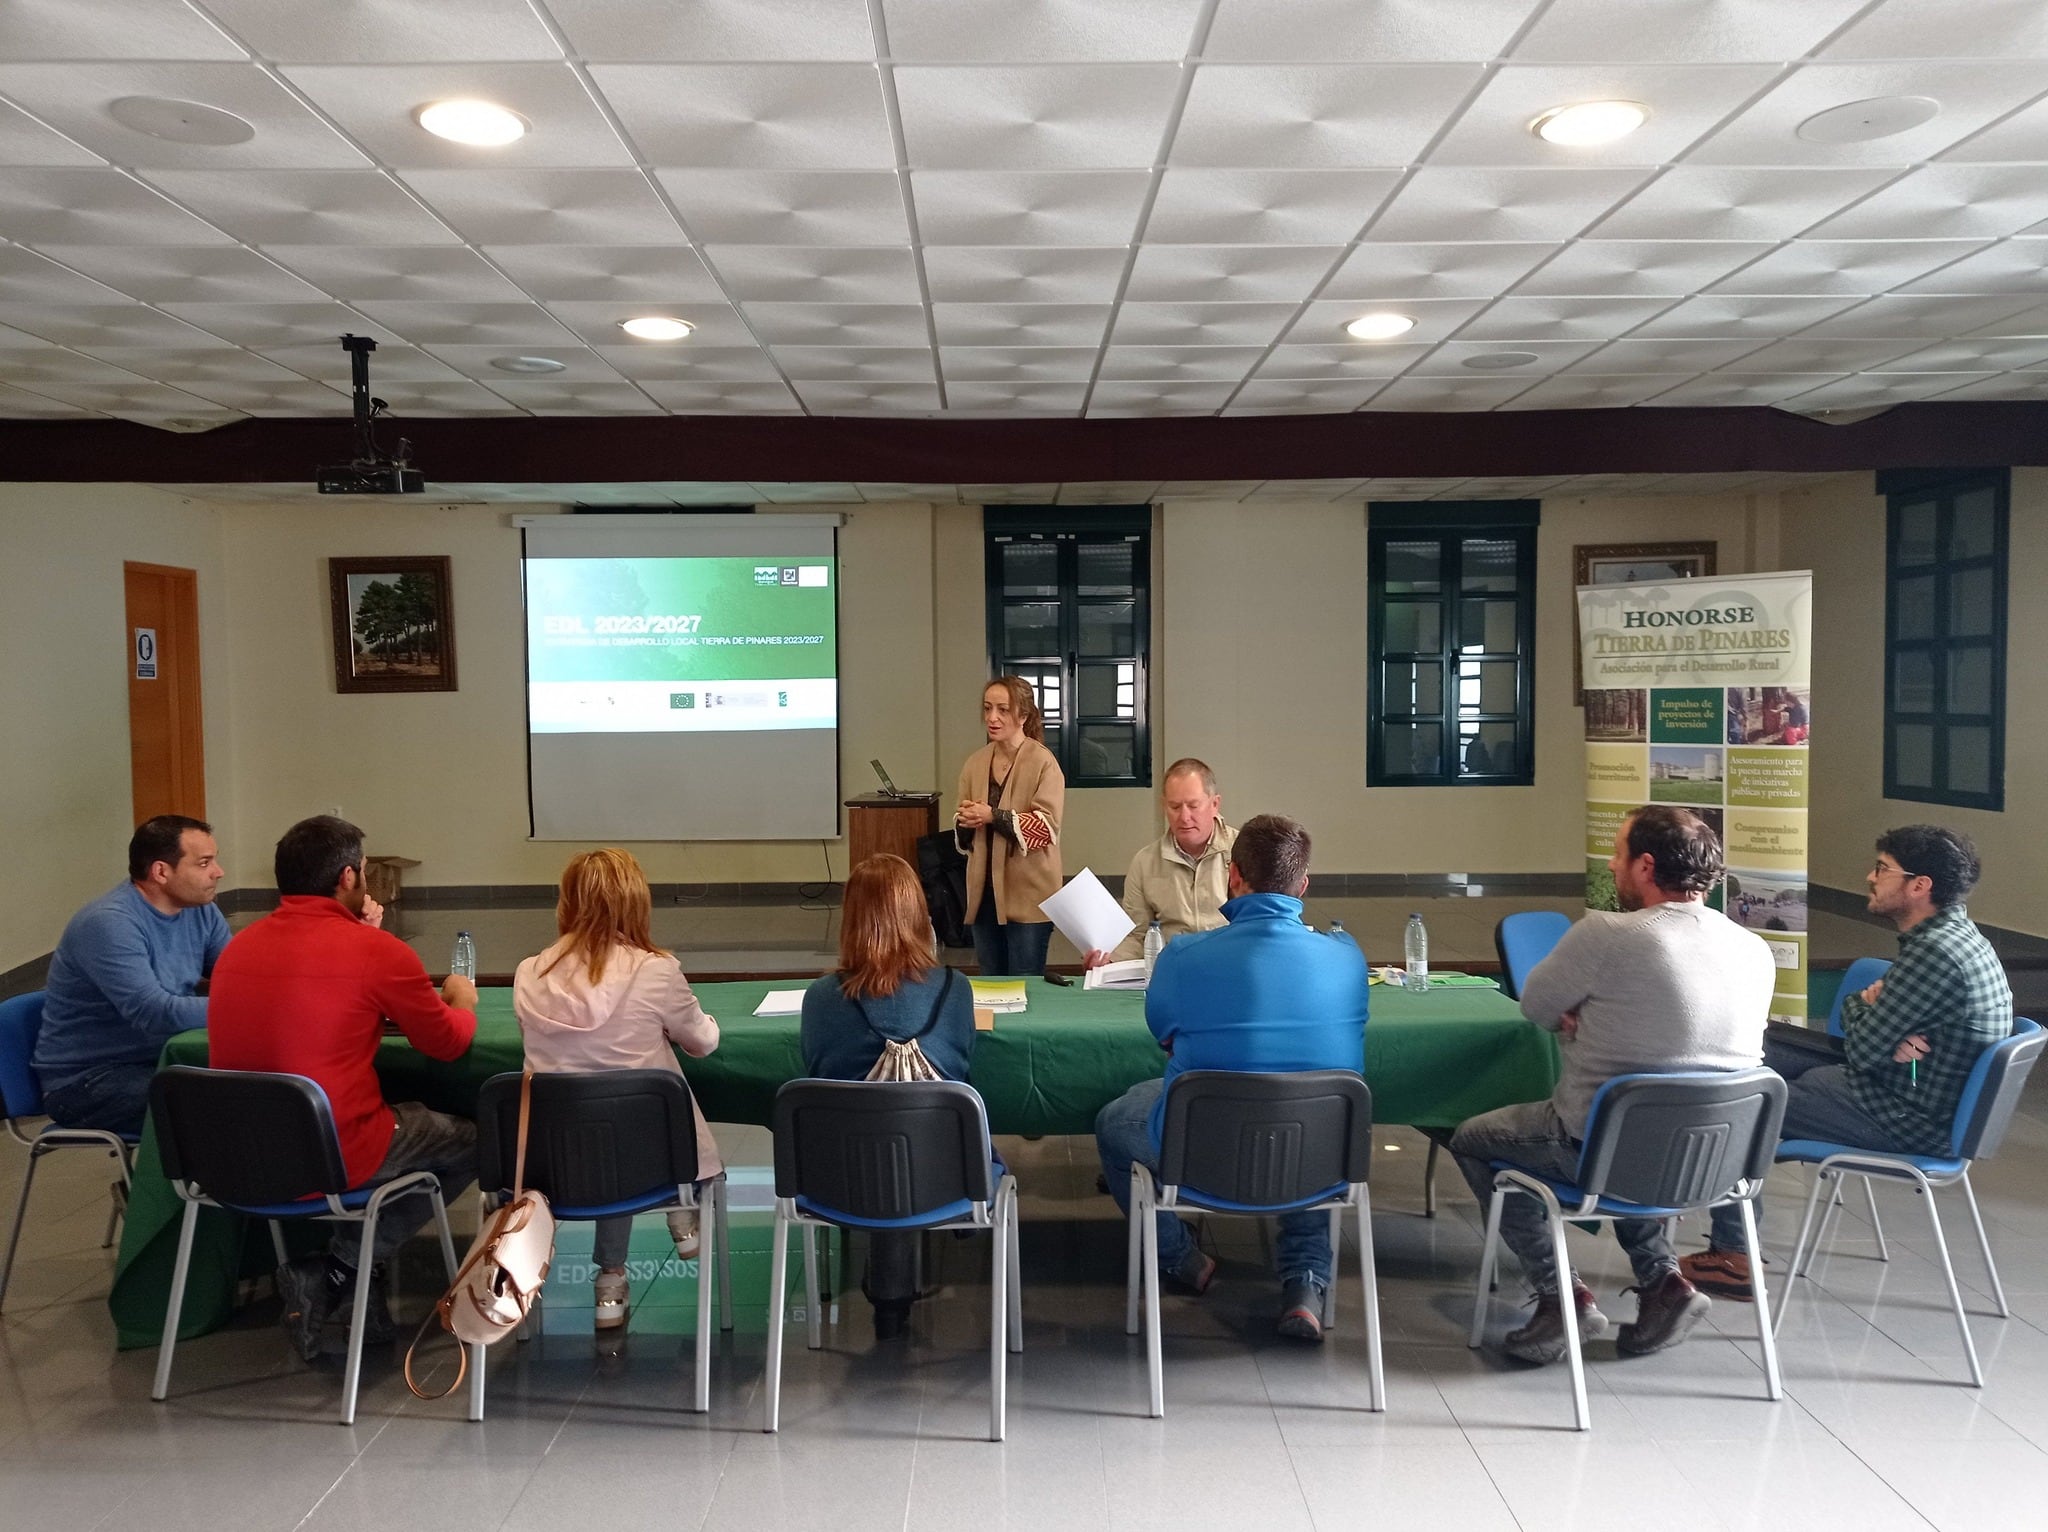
1076, 540, 1134, 596
1076, 662, 1136, 718
1002, 600, 1059, 656
1382, 660, 1442, 717
1461, 538, 1519, 592
1895, 501, 1937, 565
1012, 665, 1060, 724
1948, 568, 1993, 636
1459, 597, 1518, 653
1382, 722, 1443, 777
1893, 722, 1934, 789
1041, 724, 1061, 761
1384, 539, 1442, 594
999, 540, 1059, 596
1078, 600, 1134, 656
1460, 721, 1518, 776
1893, 649, 1935, 714
1951, 488, 1996, 560
1383, 600, 1441, 654
1947, 724, 1992, 796
1075, 723, 1135, 780
1947, 647, 1993, 716
1892, 575, 1935, 640
1457, 659, 1519, 716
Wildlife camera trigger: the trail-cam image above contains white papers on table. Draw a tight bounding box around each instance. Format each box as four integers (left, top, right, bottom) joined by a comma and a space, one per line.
752, 989, 808, 1017
1037, 867, 1135, 959
1083, 959, 1149, 991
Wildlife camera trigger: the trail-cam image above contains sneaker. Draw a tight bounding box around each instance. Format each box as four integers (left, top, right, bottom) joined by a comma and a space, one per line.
275, 1255, 332, 1364
593, 1269, 629, 1331
318, 1264, 396, 1354
1276, 1280, 1326, 1342
1618, 1271, 1712, 1356
1165, 1245, 1216, 1295
1678, 1248, 1756, 1302
666, 1207, 700, 1262
872, 1298, 912, 1341
1502, 1278, 1609, 1365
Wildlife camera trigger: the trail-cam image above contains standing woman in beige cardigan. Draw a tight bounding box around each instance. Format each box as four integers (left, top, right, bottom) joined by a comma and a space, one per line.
954, 675, 1065, 976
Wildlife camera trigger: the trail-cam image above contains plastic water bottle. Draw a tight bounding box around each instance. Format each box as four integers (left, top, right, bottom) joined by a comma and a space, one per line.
1329, 918, 1346, 939
1143, 919, 1164, 978
1404, 913, 1429, 993
451, 930, 476, 980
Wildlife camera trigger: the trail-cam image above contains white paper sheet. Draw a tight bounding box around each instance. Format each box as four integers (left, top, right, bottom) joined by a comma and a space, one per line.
1037, 867, 1136, 958
1083, 959, 1149, 991
752, 989, 808, 1016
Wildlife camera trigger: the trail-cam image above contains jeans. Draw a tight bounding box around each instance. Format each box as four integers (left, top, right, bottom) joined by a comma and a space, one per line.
970, 895, 1053, 977
1095, 1078, 1334, 1292
329, 1102, 478, 1272
590, 1195, 707, 1270
1446, 1101, 1678, 1295
1707, 1036, 1902, 1251
41, 1061, 155, 1136
863, 1231, 919, 1309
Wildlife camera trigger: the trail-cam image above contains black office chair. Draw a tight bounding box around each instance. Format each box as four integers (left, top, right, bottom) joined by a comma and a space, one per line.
1470, 1068, 1787, 1431
1126, 1070, 1380, 1418
148, 1066, 468, 1425
764, 1079, 1020, 1440
476, 1069, 731, 1414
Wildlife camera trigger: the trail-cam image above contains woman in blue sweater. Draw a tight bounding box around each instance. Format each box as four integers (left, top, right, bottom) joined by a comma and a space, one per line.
801, 853, 977, 1338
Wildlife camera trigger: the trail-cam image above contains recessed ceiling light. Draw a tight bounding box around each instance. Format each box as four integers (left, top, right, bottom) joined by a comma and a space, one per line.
1462, 351, 1541, 371
1345, 312, 1416, 341
489, 355, 568, 374
1796, 96, 1941, 145
108, 95, 255, 146
414, 98, 528, 147
1531, 100, 1648, 147
618, 317, 696, 341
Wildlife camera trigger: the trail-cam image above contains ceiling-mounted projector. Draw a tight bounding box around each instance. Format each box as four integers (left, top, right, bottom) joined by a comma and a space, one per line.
317, 333, 425, 495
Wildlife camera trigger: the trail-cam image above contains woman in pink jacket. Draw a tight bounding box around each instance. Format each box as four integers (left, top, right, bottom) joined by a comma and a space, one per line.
513, 848, 722, 1332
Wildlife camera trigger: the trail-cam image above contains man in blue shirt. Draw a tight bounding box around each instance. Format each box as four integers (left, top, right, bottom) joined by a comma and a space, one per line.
33, 816, 230, 1134
1094, 814, 1370, 1341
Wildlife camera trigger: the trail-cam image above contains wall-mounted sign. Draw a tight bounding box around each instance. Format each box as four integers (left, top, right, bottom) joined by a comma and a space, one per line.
134, 628, 158, 680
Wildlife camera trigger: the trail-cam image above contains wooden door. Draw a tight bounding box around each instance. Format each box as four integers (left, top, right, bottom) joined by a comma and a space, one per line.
124, 562, 206, 823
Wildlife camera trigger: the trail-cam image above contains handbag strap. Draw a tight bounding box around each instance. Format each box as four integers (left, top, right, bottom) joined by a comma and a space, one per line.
852, 966, 955, 1045
513, 1067, 534, 1196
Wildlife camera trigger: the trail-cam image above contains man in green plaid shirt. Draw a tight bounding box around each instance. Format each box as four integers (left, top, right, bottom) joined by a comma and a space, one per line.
1686, 825, 2013, 1300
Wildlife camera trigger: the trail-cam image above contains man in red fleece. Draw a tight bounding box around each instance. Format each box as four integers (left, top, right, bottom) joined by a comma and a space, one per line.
209, 815, 478, 1361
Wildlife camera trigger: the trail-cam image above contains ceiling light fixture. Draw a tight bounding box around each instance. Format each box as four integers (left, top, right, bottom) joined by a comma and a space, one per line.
618, 316, 696, 341
108, 96, 255, 146
1796, 96, 1941, 144
1345, 312, 1416, 341
489, 355, 568, 374
1462, 351, 1541, 371
414, 98, 528, 147
1531, 100, 1648, 147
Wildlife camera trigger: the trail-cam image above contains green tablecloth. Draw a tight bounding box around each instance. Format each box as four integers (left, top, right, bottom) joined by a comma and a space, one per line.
108, 977, 1556, 1348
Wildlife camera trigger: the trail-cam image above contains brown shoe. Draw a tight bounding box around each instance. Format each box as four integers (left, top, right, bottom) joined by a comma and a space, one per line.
1678, 1248, 1755, 1302
1502, 1278, 1609, 1364
1618, 1271, 1711, 1355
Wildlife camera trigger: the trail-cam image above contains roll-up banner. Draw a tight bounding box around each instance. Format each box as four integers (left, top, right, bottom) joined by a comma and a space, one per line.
1578, 571, 1814, 1020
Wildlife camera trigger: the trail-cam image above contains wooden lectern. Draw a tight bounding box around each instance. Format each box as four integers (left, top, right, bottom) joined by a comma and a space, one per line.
844, 793, 939, 870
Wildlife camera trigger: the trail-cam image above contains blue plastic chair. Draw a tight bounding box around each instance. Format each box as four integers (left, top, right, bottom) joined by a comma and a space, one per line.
1470, 1068, 1788, 1431
1826, 957, 1893, 1036
1771, 1018, 2044, 1387
0, 991, 138, 1311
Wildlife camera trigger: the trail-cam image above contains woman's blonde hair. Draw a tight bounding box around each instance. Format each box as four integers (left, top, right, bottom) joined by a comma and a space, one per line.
985, 674, 1045, 742
837, 853, 936, 1000
540, 847, 666, 983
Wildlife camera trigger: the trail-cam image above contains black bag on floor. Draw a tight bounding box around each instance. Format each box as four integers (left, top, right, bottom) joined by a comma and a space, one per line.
917, 830, 971, 949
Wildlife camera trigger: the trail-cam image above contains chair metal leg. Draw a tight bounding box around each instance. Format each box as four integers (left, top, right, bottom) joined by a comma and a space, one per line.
0, 1146, 42, 1311
1864, 1177, 1890, 1261
693, 1192, 714, 1413
1004, 1185, 1023, 1354
151, 1199, 201, 1401
1323, 1205, 1341, 1330
1124, 1163, 1144, 1336
1422, 1138, 1439, 1217
716, 1177, 734, 1332
1775, 1166, 1834, 1336
468, 1338, 486, 1423
1547, 1205, 1589, 1431
1916, 1178, 1984, 1387
269, 1220, 289, 1267
339, 1206, 379, 1426
1357, 1192, 1385, 1412
1141, 1173, 1164, 1419
1957, 1171, 2008, 1317
1814, 1172, 1848, 1264
1469, 1187, 1505, 1348
989, 1194, 1008, 1443
1738, 1198, 1783, 1401
802, 1222, 822, 1350
763, 1205, 790, 1433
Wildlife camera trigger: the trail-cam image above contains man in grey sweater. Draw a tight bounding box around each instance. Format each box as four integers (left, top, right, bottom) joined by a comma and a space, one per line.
1449, 805, 1774, 1364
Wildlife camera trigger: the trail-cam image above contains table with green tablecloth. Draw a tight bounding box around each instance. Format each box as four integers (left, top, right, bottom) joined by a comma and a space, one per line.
108, 977, 1556, 1348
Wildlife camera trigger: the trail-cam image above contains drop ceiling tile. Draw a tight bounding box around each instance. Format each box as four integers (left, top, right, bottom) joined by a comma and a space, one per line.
1430, 64, 1778, 167
159, 301, 397, 347
1968, 302, 2048, 337
1111, 301, 1300, 346
0, 97, 106, 168
0, 324, 65, 349
1171, 64, 1481, 168
792, 381, 943, 413
0, 246, 135, 303
636, 379, 803, 412
741, 302, 929, 346
174, 378, 357, 414
1898, 242, 2048, 296
72, 346, 310, 384
1286, 297, 1489, 346
1153, 479, 1262, 497
281, 63, 634, 169
1321, 241, 1553, 301
931, 302, 1110, 346
1451, 295, 1672, 342
959, 483, 1060, 502
884, 0, 1207, 62
1495, 373, 1684, 409
1372, 167, 1657, 244
543, 299, 752, 346
1808, 166, 2048, 241
705, 245, 921, 304
14, 378, 231, 414
341, 379, 524, 414
1056, 481, 1164, 501
1123, 244, 1342, 302
0, 302, 234, 348
1689, 62, 2048, 167
349, 299, 581, 346
483, 379, 661, 413
1797, 293, 2044, 338
1938, 95, 2048, 163
478, 244, 723, 302
1512, 240, 1775, 297
140, 169, 459, 244
0, 349, 152, 382
1361, 374, 1535, 410
1408, 339, 1603, 376
658, 169, 909, 244
1254, 342, 1427, 380
421, 343, 623, 380
265, 244, 527, 301
1086, 380, 1233, 414
767, 346, 935, 382
0, 382, 98, 415
32, 245, 323, 304
1778, 372, 1997, 410
1565, 337, 1774, 373
550, 0, 877, 62
857, 483, 963, 502
206, 0, 562, 61
1587, 167, 1893, 241
1515, 0, 1872, 61
1921, 372, 2048, 401
895, 65, 1181, 170
938, 346, 1098, 382
591, 343, 781, 381
1873, 337, 2048, 372
752, 481, 864, 501
404, 169, 682, 244
254, 342, 467, 383
0, 167, 238, 244
1718, 336, 1920, 371
0, 62, 368, 169
1706, 239, 1991, 297
1241, 478, 1364, 498
922, 245, 1128, 303
1628, 293, 1863, 340
1824, 0, 2048, 60
1096, 345, 1264, 381
0, 0, 246, 61
943, 381, 1085, 412
591, 64, 896, 169
1204, 0, 1531, 61
1144, 168, 1401, 244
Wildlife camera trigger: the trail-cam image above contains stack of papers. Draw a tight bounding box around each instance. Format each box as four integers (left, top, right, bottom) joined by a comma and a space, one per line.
751, 989, 808, 1016
1083, 960, 1149, 991
967, 977, 1029, 1013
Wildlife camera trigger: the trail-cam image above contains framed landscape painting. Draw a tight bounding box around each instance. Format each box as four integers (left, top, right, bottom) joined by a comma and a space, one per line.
329, 556, 457, 694
1572, 540, 1716, 702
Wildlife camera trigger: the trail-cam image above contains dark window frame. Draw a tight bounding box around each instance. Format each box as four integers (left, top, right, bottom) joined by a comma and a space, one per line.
1366, 503, 1539, 788
1879, 468, 2008, 811
983, 506, 1152, 789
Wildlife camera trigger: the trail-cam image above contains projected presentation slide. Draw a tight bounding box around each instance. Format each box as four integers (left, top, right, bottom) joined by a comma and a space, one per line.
525, 557, 837, 734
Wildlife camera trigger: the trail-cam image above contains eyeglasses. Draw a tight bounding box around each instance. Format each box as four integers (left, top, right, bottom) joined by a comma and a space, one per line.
1871, 860, 1922, 882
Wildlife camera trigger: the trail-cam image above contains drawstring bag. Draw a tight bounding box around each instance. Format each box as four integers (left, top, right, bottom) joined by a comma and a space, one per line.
861, 967, 956, 1082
